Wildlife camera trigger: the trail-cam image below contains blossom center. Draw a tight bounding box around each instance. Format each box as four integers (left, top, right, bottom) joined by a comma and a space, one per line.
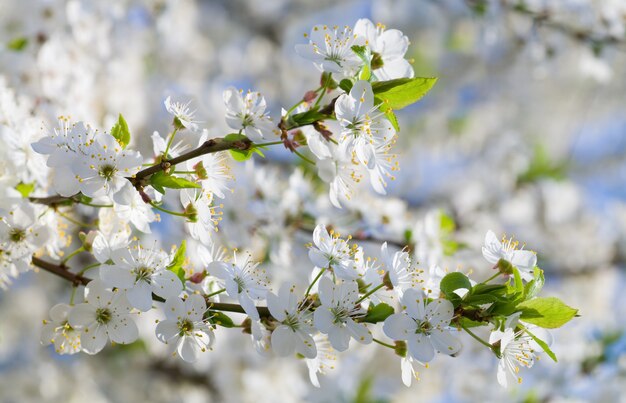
133, 266, 154, 282
233, 276, 246, 293
414, 319, 432, 335
178, 318, 194, 335
95, 308, 112, 325
283, 313, 300, 331
9, 228, 26, 243
98, 164, 117, 181
371, 52, 384, 70
330, 306, 349, 324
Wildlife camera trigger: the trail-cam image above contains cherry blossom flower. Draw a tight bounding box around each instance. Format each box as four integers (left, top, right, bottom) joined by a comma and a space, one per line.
305, 334, 337, 388
41, 303, 81, 355
223, 87, 276, 142
267, 283, 317, 358
354, 19, 414, 81
99, 242, 182, 312
308, 224, 359, 280
69, 280, 138, 354
155, 294, 214, 363
383, 288, 461, 362
207, 252, 268, 320
313, 277, 372, 351
73, 133, 143, 204
482, 230, 537, 281
164, 96, 199, 131
296, 24, 364, 77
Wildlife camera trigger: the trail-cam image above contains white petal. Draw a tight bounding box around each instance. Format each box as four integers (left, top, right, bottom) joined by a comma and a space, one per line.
313, 307, 334, 333
425, 299, 454, 329
163, 297, 186, 320
295, 332, 317, 359
430, 329, 462, 356
383, 313, 414, 340
186, 294, 207, 321
266, 291, 286, 322
271, 325, 296, 356
155, 319, 180, 344
238, 292, 259, 321
402, 288, 426, 320
408, 334, 435, 362
81, 323, 108, 354
107, 315, 138, 344
345, 319, 372, 345
68, 303, 96, 327
151, 270, 183, 299
125, 282, 153, 312
99, 265, 135, 289
177, 335, 200, 363
327, 325, 350, 352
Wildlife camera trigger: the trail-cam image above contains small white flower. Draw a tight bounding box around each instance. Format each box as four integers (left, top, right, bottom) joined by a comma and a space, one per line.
305, 334, 337, 388
308, 224, 359, 280
31, 118, 95, 196
100, 243, 183, 312
73, 133, 143, 205
354, 19, 414, 81
180, 188, 220, 246
335, 80, 396, 170
223, 87, 276, 142
41, 303, 81, 355
113, 189, 157, 233
164, 96, 199, 131
156, 295, 214, 363
482, 230, 537, 281
267, 283, 317, 358
313, 138, 360, 209
69, 280, 138, 354
207, 252, 268, 320
184, 130, 232, 199
295, 24, 364, 76
0, 202, 49, 260
383, 288, 461, 362
380, 242, 418, 297
489, 325, 553, 388
313, 277, 372, 351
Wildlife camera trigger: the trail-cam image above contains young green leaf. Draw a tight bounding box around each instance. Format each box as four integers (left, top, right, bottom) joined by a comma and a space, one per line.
372, 77, 437, 110
524, 327, 558, 362
167, 241, 187, 285
150, 172, 200, 190
362, 302, 394, 324
7, 37, 28, 51
206, 311, 235, 328
440, 272, 472, 307
516, 297, 578, 329
110, 113, 131, 148
15, 182, 35, 198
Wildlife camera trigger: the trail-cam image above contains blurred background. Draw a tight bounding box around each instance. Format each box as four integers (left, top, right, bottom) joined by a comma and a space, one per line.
0, 0, 625, 402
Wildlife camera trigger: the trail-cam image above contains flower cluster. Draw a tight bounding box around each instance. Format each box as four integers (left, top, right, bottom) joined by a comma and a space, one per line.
0, 15, 578, 395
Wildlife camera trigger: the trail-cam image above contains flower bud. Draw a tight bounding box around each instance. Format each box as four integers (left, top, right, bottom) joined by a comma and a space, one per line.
80, 230, 98, 252
189, 271, 206, 284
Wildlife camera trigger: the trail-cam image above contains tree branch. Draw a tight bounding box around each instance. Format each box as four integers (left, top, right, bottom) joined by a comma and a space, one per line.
31, 256, 90, 286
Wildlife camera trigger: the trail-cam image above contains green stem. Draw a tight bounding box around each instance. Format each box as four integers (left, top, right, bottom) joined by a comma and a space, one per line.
58, 212, 95, 228
149, 202, 189, 218
461, 324, 494, 351
303, 267, 326, 301
373, 337, 395, 349
75, 199, 113, 208
356, 283, 385, 304
78, 262, 102, 275
69, 285, 78, 305
205, 288, 226, 299
313, 86, 327, 109
61, 247, 85, 265
253, 141, 284, 147
163, 128, 179, 158
294, 150, 315, 165
482, 272, 501, 284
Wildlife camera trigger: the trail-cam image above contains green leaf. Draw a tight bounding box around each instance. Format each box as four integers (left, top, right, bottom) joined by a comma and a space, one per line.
472, 284, 507, 295
110, 113, 131, 148
440, 211, 456, 234
7, 37, 28, 51
372, 77, 437, 110
339, 79, 354, 93
167, 241, 187, 285
15, 182, 35, 198
351, 45, 371, 81
524, 327, 557, 362
223, 133, 255, 161
382, 107, 400, 132
516, 297, 578, 329
288, 109, 326, 128
362, 302, 394, 324
150, 172, 200, 190
440, 272, 472, 307
206, 311, 235, 328
524, 267, 545, 299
